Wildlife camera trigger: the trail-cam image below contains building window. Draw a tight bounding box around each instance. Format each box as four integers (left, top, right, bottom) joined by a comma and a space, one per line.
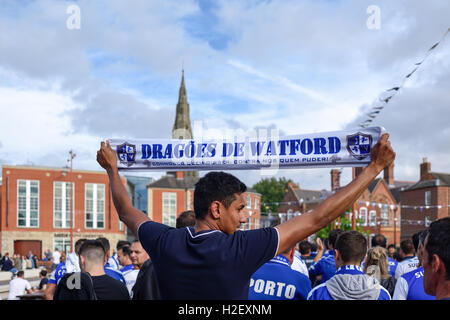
85, 183, 105, 229
54, 182, 74, 229
17, 180, 39, 228
369, 210, 377, 226
187, 191, 192, 210
246, 196, 252, 209
254, 197, 259, 210
287, 209, 293, 221
119, 220, 124, 231
162, 192, 177, 227
380, 205, 389, 226
425, 216, 431, 227
359, 207, 368, 226
425, 191, 431, 206
54, 236, 71, 256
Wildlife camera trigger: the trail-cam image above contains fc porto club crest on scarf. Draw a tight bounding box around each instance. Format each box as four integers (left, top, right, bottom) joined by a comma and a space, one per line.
346, 132, 373, 160
116, 142, 137, 167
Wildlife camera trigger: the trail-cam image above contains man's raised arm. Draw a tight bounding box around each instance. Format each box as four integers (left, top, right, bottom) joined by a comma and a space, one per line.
97, 140, 150, 237
275, 133, 396, 255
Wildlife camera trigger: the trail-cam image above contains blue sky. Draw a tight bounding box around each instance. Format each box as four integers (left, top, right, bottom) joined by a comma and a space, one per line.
0, 0, 449, 190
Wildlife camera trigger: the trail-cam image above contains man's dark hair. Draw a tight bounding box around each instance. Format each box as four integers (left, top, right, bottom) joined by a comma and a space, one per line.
193, 172, 246, 220
96, 237, 110, 253
119, 245, 132, 257
323, 238, 329, 250
176, 210, 196, 228
419, 229, 429, 247
298, 241, 312, 255
75, 238, 87, 256
335, 231, 367, 264
17, 270, 25, 278
412, 231, 422, 252
387, 244, 396, 250
425, 217, 450, 280
371, 234, 387, 248
80, 240, 106, 265
328, 229, 345, 248
116, 240, 131, 251
400, 239, 415, 255
40, 270, 47, 277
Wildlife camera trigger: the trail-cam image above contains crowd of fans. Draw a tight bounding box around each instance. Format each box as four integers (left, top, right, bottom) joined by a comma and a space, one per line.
2, 214, 448, 300
1, 135, 448, 301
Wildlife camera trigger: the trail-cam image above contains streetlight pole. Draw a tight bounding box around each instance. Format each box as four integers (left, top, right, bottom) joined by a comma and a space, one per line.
68, 149, 76, 253
394, 207, 398, 247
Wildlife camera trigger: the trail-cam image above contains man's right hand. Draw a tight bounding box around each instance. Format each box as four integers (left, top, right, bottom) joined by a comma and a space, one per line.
96, 140, 118, 172
316, 238, 324, 252
369, 133, 396, 173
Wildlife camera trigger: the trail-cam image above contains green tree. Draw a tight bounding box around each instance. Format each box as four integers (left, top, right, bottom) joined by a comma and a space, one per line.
315, 212, 369, 240
252, 177, 293, 214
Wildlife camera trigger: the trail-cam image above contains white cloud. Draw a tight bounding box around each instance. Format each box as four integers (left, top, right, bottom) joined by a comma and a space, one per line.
0, 0, 449, 191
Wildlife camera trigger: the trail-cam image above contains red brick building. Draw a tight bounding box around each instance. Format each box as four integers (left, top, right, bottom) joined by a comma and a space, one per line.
349, 165, 414, 246
277, 164, 413, 246
147, 171, 262, 230
0, 165, 127, 258
278, 182, 332, 222
400, 158, 450, 241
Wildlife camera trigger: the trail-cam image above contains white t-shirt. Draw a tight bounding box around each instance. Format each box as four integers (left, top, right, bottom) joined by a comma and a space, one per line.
8, 278, 31, 300
65, 252, 80, 273
125, 269, 139, 296
108, 254, 121, 271
395, 256, 419, 279
52, 251, 61, 265
291, 250, 309, 277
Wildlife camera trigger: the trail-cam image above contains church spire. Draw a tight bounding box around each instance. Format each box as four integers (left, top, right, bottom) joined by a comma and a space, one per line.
172, 68, 193, 140
171, 69, 198, 178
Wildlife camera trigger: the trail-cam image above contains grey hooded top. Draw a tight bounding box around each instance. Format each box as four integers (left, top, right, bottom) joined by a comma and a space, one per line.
325, 273, 383, 300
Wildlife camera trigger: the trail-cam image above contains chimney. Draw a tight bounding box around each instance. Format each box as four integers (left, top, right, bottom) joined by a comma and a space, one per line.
176, 171, 184, 179
285, 181, 299, 192
331, 169, 341, 192
384, 163, 394, 186
420, 158, 432, 181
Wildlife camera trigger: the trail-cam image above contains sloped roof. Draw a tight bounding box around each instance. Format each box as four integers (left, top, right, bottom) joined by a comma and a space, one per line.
404, 171, 450, 191
432, 172, 450, 186
368, 178, 382, 193
293, 189, 332, 204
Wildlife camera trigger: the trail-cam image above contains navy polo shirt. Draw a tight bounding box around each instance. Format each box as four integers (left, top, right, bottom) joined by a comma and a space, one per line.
138, 221, 279, 300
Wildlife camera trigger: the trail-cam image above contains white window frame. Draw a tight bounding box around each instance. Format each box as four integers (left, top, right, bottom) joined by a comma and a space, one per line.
287, 208, 293, 221
54, 236, 71, 256
254, 197, 259, 210
17, 180, 40, 228
54, 181, 74, 229
246, 195, 252, 209
425, 191, 431, 206
359, 207, 368, 226
162, 192, 177, 227
85, 183, 105, 229
380, 205, 389, 226
369, 210, 377, 226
